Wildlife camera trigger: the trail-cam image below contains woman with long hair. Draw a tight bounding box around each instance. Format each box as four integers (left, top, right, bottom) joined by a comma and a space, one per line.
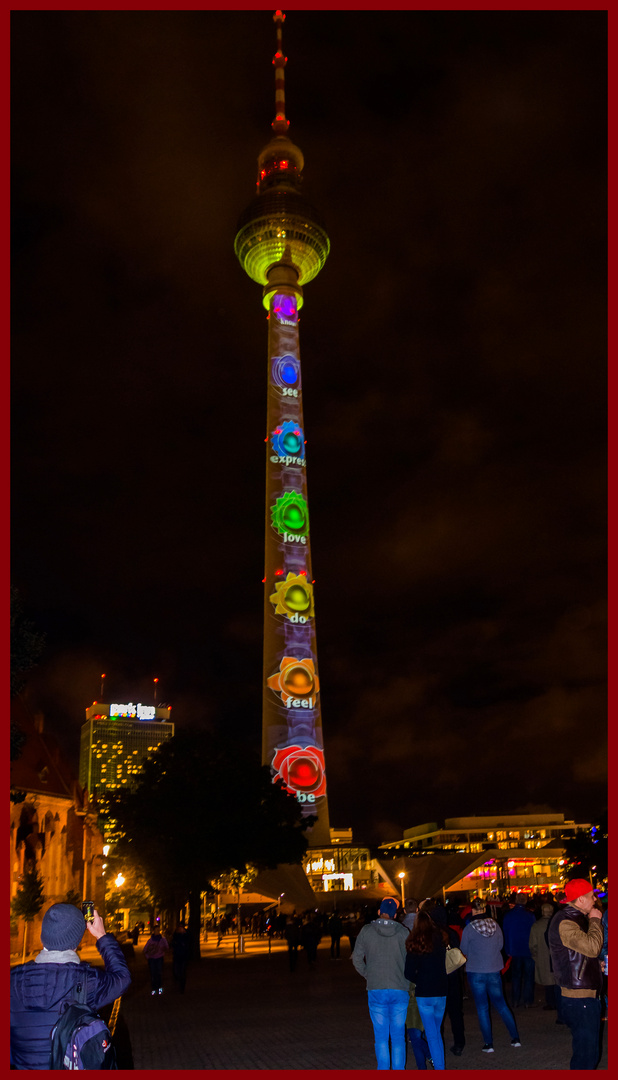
404, 908, 448, 1069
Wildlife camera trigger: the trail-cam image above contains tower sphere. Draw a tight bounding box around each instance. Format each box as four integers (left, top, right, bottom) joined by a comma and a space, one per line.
234, 187, 330, 306
234, 44, 330, 309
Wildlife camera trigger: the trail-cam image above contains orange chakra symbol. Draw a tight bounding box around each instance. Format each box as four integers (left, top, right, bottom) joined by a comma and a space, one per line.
269, 572, 315, 619
267, 656, 319, 704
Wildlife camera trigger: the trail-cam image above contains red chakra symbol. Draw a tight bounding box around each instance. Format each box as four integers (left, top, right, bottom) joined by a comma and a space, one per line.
271, 745, 326, 797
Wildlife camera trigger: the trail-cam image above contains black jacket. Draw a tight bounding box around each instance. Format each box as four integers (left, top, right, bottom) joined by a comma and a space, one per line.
10, 934, 131, 1070
404, 932, 448, 998
547, 907, 602, 992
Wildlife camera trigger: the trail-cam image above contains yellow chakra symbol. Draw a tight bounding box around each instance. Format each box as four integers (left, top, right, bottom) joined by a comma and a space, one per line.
267, 657, 320, 704
269, 572, 315, 619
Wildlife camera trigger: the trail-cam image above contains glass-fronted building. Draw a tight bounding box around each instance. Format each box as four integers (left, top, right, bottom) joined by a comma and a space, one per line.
379, 813, 592, 897
79, 700, 174, 802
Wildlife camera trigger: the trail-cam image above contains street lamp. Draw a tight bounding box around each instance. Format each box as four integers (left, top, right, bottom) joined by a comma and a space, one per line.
113, 873, 126, 934
398, 872, 406, 905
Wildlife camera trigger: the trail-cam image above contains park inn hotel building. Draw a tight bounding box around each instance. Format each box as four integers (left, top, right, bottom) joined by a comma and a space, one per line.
79, 700, 174, 802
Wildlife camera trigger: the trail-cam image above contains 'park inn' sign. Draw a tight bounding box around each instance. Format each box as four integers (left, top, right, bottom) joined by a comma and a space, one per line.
110, 702, 157, 720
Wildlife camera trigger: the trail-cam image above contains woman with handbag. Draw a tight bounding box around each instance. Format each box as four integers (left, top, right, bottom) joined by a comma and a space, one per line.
428, 903, 467, 1057
404, 909, 448, 1070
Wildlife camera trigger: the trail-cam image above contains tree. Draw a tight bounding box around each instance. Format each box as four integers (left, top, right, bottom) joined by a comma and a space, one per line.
563, 811, 608, 887
12, 864, 45, 963
103, 857, 156, 930
108, 731, 313, 959
228, 864, 258, 952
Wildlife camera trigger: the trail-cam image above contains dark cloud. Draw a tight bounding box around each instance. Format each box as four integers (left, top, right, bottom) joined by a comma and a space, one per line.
11, 10, 606, 842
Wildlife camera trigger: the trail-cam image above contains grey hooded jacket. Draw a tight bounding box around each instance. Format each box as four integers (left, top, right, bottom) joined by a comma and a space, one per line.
351, 918, 410, 991
460, 915, 505, 973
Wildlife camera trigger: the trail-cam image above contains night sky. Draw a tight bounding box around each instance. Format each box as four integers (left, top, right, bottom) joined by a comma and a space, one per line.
11, 9, 607, 844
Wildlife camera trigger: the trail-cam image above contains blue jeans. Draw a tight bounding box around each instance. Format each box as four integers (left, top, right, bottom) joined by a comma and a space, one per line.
416, 997, 446, 1070
561, 997, 601, 1069
510, 955, 535, 1006
556, 984, 566, 1023
467, 971, 519, 1045
367, 989, 409, 1069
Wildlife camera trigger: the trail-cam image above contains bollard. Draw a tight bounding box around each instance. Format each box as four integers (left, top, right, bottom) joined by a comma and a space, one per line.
233, 941, 236, 959
268, 935, 271, 954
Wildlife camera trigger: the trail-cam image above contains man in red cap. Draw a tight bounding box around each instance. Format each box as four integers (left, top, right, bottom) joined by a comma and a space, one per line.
547, 878, 603, 1069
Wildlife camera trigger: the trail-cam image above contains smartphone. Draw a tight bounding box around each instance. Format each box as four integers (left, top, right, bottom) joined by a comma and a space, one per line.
82, 900, 95, 923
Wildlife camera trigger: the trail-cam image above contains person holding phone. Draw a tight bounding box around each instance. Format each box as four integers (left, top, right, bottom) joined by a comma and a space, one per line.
10, 902, 131, 1069
548, 879, 604, 1070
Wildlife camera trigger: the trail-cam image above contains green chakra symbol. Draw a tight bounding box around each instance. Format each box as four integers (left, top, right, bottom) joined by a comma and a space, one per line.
270, 491, 309, 537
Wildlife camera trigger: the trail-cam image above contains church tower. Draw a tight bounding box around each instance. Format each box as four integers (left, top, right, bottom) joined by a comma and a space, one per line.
235, 10, 331, 846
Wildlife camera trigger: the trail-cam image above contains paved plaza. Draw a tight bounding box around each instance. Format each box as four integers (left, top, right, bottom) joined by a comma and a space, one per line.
85, 934, 608, 1071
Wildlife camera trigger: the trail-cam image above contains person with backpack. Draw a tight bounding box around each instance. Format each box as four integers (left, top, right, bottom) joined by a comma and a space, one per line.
10, 902, 131, 1069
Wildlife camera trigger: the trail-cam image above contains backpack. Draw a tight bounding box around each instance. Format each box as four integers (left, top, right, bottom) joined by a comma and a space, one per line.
49, 977, 117, 1070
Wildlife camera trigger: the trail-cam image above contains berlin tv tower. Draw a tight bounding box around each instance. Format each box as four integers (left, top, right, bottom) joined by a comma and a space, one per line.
235, 10, 331, 846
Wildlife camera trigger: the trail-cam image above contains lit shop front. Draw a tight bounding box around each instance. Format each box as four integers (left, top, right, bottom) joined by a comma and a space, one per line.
450, 854, 569, 897
303, 847, 376, 893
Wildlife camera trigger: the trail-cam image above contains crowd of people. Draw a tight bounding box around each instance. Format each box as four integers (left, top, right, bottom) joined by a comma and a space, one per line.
350, 880, 607, 1070
10, 880, 607, 1070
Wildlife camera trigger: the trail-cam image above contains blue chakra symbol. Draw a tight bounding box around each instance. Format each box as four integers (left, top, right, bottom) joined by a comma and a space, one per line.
271, 354, 300, 389
272, 421, 305, 459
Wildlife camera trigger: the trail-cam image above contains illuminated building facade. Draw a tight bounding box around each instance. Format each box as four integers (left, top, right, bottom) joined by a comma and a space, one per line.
11, 700, 105, 957
79, 700, 174, 799
304, 829, 377, 893
235, 11, 331, 845
379, 813, 593, 897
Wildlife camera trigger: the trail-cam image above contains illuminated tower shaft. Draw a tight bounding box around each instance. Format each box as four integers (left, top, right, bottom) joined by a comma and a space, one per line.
235, 11, 331, 845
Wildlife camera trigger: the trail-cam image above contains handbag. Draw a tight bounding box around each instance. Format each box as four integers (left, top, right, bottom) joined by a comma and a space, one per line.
445, 944, 466, 974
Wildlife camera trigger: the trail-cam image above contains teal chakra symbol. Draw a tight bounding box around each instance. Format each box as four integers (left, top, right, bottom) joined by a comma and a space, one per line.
271, 421, 305, 459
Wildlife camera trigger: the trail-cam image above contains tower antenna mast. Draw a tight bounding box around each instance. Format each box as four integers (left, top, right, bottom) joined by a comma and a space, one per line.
272, 10, 289, 134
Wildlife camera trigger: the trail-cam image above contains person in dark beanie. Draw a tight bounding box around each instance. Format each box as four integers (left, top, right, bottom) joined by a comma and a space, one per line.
352, 897, 409, 1070
548, 878, 603, 1069
10, 903, 131, 1069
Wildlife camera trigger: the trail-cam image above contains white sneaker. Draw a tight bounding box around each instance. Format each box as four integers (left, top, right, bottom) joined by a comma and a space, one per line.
481, 1045, 494, 1053
511, 1039, 521, 1047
